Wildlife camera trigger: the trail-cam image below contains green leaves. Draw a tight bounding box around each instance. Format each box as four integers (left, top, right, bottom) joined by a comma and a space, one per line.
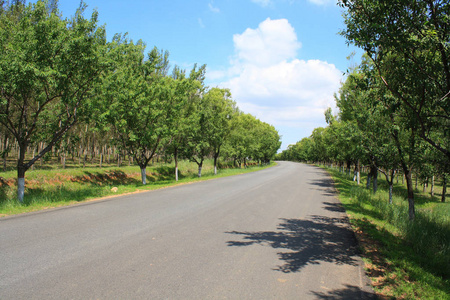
94, 37, 178, 170
0, 0, 104, 161
222, 112, 280, 164
339, 0, 450, 161
0, 0, 282, 195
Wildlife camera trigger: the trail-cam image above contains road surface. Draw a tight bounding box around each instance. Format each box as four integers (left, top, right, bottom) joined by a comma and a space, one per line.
0, 161, 375, 299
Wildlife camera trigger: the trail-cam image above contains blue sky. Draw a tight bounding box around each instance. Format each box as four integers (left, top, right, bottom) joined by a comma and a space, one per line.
56, 0, 362, 151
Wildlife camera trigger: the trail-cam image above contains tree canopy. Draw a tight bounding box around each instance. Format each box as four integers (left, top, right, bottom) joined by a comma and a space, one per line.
0, 0, 282, 201
0, 0, 105, 201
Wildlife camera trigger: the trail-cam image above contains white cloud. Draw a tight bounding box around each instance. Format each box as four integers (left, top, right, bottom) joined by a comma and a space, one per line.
211, 18, 343, 150
237, 103, 330, 127
208, 2, 220, 13
232, 18, 301, 67
225, 59, 341, 108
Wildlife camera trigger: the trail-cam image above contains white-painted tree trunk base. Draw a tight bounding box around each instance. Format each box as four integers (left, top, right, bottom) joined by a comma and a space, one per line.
18, 178, 25, 203
175, 167, 178, 181
141, 168, 146, 185
214, 166, 217, 175
198, 167, 202, 178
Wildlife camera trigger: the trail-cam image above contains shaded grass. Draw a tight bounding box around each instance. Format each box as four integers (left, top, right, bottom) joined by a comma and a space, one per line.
326, 167, 450, 299
0, 160, 275, 216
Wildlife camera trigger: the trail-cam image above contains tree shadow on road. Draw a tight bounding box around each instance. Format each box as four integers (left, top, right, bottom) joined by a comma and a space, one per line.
308, 178, 336, 196
226, 216, 359, 273
322, 201, 346, 213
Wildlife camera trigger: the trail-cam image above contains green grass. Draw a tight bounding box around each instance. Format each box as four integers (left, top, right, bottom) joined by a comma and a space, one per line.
324, 167, 450, 299
0, 159, 274, 217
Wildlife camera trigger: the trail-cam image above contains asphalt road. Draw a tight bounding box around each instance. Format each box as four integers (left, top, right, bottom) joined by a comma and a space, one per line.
0, 161, 375, 299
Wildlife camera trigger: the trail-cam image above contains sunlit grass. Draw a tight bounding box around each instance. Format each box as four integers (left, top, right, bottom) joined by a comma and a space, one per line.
0, 160, 275, 216
325, 166, 450, 299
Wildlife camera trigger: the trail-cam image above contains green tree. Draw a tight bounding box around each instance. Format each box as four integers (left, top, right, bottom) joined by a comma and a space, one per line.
182, 78, 212, 178
164, 64, 206, 181
203, 87, 236, 175
253, 122, 281, 164
0, 0, 105, 202
336, 61, 401, 201
221, 112, 255, 168
339, 0, 450, 161
277, 137, 314, 163
96, 35, 170, 184
309, 127, 331, 165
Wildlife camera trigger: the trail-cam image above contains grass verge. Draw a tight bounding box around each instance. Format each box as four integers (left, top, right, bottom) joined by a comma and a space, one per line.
0, 160, 275, 217
325, 167, 450, 299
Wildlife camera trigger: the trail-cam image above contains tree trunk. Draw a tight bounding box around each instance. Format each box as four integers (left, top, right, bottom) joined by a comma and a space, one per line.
373, 169, 378, 193
90, 141, 95, 161
404, 169, 416, 220
141, 167, 146, 185
39, 144, 43, 166
198, 161, 203, 178
389, 183, 393, 204
442, 175, 447, 203
17, 166, 26, 203
174, 148, 179, 181
83, 149, 87, 168
2, 153, 6, 172
431, 176, 434, 196
62, 151, 66, 169
214, 154, 218, 175
356, 159, 360, 185
17, 145, 27, 203
366, 173, 371, 189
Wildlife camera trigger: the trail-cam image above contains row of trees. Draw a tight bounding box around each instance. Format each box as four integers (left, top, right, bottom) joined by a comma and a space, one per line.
278, 0, 449, 220
0, 1, 281, 202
